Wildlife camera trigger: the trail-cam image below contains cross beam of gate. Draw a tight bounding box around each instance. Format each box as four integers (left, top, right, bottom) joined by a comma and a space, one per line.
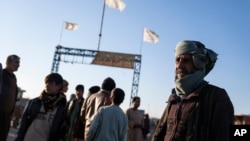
51, 45, 142, 105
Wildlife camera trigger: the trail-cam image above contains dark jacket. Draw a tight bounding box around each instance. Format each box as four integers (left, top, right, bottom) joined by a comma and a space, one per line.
151, 83, 234, 141
15, 96, 67, 141
66, 97, 85, 139
0, 63, 2, 93
0, 69, 18, 113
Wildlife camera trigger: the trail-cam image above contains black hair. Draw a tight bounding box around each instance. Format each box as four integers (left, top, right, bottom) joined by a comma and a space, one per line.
111, 88, 125, 105
101, 77, 116, 91
44, 73, 63, 86
89, 85, 100, 94
75, 84, 84, 91
132, 96, 140, 102
6, 54, 20, 63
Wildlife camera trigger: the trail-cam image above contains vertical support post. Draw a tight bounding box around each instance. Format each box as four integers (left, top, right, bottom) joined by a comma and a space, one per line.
97, 0, 106, 51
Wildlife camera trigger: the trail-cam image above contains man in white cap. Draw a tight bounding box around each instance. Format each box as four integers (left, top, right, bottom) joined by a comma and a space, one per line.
152, 40, 234, 141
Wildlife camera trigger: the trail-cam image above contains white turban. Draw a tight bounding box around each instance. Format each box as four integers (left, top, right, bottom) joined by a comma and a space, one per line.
175, 40, 218, 76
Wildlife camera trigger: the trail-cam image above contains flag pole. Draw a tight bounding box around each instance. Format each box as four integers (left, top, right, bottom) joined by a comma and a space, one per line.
58, 21, 65, 45
97, 0, 106, 51
140, 28, 144, 55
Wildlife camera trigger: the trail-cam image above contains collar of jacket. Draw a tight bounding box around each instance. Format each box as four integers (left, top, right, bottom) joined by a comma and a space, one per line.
167, 81, 208, 104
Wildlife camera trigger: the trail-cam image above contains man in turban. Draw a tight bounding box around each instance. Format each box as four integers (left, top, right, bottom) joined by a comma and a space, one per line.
152, 40, 234, 141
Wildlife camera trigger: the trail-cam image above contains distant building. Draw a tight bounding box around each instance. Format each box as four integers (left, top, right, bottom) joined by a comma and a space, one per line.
17, 87, 26, 101
234, 114, 250, 125
11, 87, 29, 128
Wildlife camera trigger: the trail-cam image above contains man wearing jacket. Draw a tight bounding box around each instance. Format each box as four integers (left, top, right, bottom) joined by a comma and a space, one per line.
81, 77, 116, 140
65, 84, 85, 141
151, 40, 234, 141
0, 55, 20, 141
15, 73, 67, 141
86, 88, 128, 141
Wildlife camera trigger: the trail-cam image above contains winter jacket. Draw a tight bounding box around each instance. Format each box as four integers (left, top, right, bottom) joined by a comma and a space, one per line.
15, 96, 67, 141
0, 69, 18, 113
151, 83, 234, 141
65, 98, 85, 139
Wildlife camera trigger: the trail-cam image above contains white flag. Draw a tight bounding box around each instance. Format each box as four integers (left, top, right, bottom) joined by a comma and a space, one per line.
65, 21, 78, 30
143, 28, 159, 44
105, 0, 126, 12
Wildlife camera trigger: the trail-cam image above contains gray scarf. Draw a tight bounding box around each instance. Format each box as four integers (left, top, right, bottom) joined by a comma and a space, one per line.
175, 70, 205, 97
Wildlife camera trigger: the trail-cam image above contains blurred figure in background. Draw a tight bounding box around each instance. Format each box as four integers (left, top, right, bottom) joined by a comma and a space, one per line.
143, 113, 150, 140
69, 94, 76, 102
61, 79, 69, 96
86, 85, 100, 98
65, 84, 85, 141
0, 54, 20, 141
86, 88, 128, 141
126, 96, 144, 141
81, 77, 116, 140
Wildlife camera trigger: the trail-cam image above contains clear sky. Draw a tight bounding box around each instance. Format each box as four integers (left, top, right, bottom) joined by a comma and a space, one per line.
1, 1, 250, 118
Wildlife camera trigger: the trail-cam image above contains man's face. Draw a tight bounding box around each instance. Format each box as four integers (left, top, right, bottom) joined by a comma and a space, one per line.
76, 89, 83, 99
45, 81, 61, 95
7, 58, 20, 72
133, 99, 140, 109
175, 53, 196, 78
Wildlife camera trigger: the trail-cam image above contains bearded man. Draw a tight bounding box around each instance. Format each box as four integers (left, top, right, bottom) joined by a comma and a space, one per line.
152, 40, 234, 141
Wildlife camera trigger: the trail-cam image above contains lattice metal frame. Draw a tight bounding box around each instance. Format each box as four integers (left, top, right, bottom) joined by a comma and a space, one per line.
51, 45, 141, 105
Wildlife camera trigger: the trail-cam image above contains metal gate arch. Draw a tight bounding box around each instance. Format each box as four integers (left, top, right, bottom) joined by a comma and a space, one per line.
51, 45, 141, 105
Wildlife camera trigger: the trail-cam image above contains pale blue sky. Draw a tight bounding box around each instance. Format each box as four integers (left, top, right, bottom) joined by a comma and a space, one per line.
1, 1, 250, 118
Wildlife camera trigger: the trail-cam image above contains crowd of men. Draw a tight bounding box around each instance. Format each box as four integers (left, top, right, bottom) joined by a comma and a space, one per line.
1, 40, 235, 141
